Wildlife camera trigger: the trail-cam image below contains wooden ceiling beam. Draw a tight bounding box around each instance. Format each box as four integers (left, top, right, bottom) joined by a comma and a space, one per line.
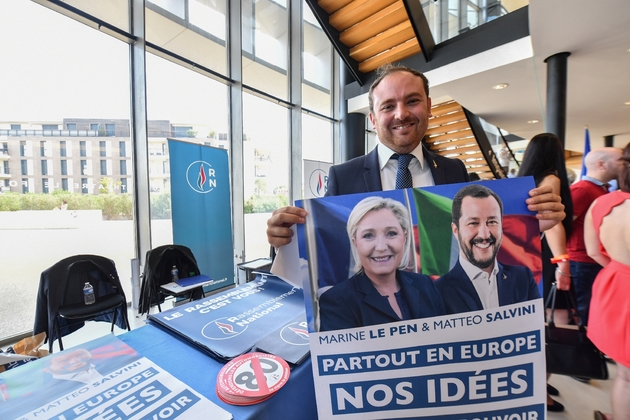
318, 0, 354, 15
425, 128, 473, 143
427, 110, 466, 128
358, 38, 421, 73
330, 0, 399, 32
425, 120, 470, 135
430, 101, 463, 116
339, 1, 407, 46
350, 23, 415, 62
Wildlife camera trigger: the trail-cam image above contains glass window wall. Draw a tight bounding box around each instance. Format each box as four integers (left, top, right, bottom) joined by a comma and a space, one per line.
146, 53, 229, 247
0, 0, 337, 343
0, 0, 134, 341
242, 0, 289, 100
243, 93, 289, 259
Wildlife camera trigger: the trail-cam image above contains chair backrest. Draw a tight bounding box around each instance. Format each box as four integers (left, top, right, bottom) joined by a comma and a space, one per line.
62, 260, 120, 307
138, 245, 201, 314
33, 254, 128, 351
148, 246, 200, 287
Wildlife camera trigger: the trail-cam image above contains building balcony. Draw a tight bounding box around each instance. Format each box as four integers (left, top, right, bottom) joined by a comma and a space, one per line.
0, 129, 100, 137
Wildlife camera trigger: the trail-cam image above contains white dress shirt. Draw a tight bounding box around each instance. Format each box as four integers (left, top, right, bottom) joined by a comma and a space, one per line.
377, 143, 435, 189
459, 257, 500, 309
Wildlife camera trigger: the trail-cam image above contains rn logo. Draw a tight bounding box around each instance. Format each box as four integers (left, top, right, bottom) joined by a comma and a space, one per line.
202, 317, 247, 340
308, 169, 328, 197
186, 160, 217, 194
279, 321, 309, 346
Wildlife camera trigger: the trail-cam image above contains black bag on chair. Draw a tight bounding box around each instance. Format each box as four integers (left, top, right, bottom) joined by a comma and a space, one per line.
545, 282, 609, 379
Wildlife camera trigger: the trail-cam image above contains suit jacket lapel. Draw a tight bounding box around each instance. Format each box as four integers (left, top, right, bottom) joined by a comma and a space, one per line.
398, 272, 424, 319
450, 262, 484, 311
496, 262, 510, 306
364, 148, 383, 192
424, 146, 447, 185
356, 273, 399, 320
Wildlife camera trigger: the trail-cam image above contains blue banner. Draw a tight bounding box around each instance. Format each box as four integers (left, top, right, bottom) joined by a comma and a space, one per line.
168, 140, 234, 291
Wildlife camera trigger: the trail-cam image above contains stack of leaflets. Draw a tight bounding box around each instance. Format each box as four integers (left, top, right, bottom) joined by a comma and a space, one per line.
147, 273, 310, 364
175, 273, 212, 287
216, 352, 290, 405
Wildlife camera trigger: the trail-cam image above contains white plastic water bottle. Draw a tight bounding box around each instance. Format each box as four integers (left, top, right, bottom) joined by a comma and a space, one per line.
171, 265, 179, 281
83, 282, 95, 305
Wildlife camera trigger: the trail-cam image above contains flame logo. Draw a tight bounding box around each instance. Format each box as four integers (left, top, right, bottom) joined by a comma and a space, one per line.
202, 317, 247, 340
280, 321, 310, 345
308, 169, 328, 198
215, 321, 236, 334
316, 174, 323, 195
288, 327, 309, 339
185, 160, 216, 194
197, 163, 207, 191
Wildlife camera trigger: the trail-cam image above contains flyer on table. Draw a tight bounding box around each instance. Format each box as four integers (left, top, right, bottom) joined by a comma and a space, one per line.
0, 335, 232, 420
296, 177, 547, 419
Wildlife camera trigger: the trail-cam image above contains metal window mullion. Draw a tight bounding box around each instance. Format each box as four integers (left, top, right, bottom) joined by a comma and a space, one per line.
229, 0, 245, 269
332, 52, 341, 165
289, 0, 302, 205
129, 0, 152, 265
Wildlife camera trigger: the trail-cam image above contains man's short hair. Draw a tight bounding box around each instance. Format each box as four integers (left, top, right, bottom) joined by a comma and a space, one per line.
368, 64, 430, 113
451, 184, 504, 227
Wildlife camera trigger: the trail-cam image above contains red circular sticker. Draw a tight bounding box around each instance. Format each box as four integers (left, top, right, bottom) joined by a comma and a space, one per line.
217, 352, 290, 405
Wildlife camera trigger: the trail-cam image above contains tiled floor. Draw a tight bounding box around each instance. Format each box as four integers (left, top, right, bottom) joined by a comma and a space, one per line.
3, 303, 618, 420
547, 366, 615, 420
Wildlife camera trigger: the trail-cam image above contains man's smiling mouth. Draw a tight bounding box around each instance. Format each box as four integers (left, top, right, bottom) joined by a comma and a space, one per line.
473, 240, 494, 250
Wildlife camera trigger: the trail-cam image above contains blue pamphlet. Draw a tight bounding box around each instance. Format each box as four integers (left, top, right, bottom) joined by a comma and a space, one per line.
148, 273, 306, 363
175, 274, 212, 287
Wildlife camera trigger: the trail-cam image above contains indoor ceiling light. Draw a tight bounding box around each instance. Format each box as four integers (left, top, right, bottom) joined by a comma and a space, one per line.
625, 101, 630, 106
527, 119, 539, 124
492, 83, 509, 90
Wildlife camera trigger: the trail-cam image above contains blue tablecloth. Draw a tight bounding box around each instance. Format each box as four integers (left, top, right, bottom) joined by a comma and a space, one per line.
119, 324, 318, 420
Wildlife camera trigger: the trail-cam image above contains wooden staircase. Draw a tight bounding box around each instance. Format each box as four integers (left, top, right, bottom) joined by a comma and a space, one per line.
425, 100, 496, 180
318, 0, 422, 73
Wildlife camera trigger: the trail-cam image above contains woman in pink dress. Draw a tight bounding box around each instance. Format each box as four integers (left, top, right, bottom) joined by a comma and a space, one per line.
585, 142, 630, 420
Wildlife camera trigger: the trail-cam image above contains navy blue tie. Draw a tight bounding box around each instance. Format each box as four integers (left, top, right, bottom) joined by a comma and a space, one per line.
394, 154, 413, 189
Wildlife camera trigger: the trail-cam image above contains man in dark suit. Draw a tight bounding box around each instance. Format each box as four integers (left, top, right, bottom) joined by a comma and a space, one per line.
266, 64, 564, 250
435, 184, 540, 314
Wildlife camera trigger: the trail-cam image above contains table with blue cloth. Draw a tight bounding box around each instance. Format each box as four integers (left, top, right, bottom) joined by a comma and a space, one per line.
118, 324, 318, 420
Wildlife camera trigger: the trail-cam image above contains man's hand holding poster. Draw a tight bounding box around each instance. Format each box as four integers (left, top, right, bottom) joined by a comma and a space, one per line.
296, 177, 547, 419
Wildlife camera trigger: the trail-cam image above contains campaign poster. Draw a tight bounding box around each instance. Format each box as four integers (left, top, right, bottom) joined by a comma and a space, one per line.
295, 177, 546, 419
168, 139, 234, 291
0, 335, 231, 420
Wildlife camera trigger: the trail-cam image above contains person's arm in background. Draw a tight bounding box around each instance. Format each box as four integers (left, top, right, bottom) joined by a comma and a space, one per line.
584, 201, 611, 267
539, 175, 571, 291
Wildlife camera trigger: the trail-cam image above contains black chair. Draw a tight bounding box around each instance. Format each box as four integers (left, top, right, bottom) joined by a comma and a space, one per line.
138, 244, 203, 315
34, 255, 131, 352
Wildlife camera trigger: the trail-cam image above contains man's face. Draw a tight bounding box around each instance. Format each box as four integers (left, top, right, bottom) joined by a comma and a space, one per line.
602, 149, 623, 182
368, 71, 432, 155
452, 196, 503, 273
47, 349, 92, 375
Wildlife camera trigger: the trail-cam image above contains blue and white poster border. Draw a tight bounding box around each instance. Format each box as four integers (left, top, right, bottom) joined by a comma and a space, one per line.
310, 300, 546, 419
